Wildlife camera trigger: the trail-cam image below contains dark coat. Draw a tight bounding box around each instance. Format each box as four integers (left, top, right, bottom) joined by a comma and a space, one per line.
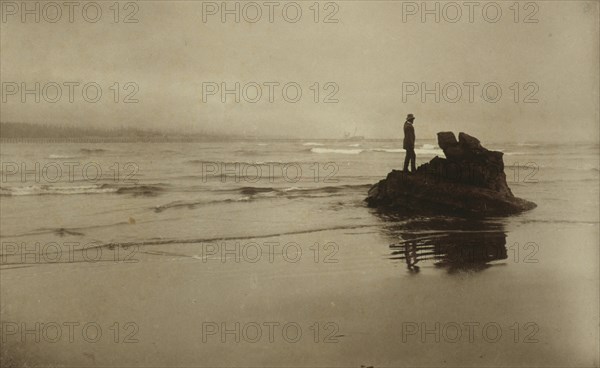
403, 121, 415, 149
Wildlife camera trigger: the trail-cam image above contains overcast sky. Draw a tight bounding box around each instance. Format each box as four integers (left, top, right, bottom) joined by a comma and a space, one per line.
1, 1, 598, 142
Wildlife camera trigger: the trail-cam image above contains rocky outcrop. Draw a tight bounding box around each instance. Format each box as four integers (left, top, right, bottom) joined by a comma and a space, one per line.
366, 132, 536, 216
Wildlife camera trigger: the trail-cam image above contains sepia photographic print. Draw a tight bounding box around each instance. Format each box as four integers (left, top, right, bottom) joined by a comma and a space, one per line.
0, 1, 599, 367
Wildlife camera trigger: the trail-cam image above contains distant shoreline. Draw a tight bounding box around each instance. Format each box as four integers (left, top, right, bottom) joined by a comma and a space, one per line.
1, 138, 598, 146
1, 123, 596, 145
0, 137, 233, 143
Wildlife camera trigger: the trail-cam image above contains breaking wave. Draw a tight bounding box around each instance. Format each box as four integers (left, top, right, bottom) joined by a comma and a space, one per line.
311, 148, 364, 154
310, 145, 443, 156
153, 197, 250, 212
80, 148, 108, 154
222, 184, 371, 196
152, 184, 372, 212
48, 154, 77, 159
0, 183, 166, 197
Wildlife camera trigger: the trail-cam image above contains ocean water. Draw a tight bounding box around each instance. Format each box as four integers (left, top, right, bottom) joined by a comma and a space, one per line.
1, 140, 597, 243
0, 139, 598, 366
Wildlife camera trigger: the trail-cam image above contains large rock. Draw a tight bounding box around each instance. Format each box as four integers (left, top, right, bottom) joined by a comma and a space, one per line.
366, 132, 536, 216
437, 131, 458, 151
458, 132, 482, 151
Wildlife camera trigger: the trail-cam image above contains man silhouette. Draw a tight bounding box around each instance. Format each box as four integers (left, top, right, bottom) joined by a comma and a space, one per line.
403, 113, 416, 173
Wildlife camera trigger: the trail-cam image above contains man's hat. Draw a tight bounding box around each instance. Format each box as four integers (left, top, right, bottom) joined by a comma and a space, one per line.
407, 114, 415, 120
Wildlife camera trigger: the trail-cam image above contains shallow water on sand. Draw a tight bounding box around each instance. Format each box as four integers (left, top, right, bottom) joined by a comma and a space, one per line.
1, 139, 598, 366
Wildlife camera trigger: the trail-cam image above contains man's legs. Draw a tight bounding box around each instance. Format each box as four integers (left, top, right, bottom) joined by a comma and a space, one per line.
404, 148, 416, 172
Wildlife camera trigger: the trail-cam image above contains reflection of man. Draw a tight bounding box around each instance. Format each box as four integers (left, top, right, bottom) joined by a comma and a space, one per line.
403, 114, 416, 173
404, 238, 420, 273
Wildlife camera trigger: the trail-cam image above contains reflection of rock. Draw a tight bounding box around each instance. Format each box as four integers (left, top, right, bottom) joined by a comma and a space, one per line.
385, 217, 507, 273
366, 132, 536, 215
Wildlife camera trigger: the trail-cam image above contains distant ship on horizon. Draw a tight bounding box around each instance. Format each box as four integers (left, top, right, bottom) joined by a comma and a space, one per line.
343, 127, 365, 141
